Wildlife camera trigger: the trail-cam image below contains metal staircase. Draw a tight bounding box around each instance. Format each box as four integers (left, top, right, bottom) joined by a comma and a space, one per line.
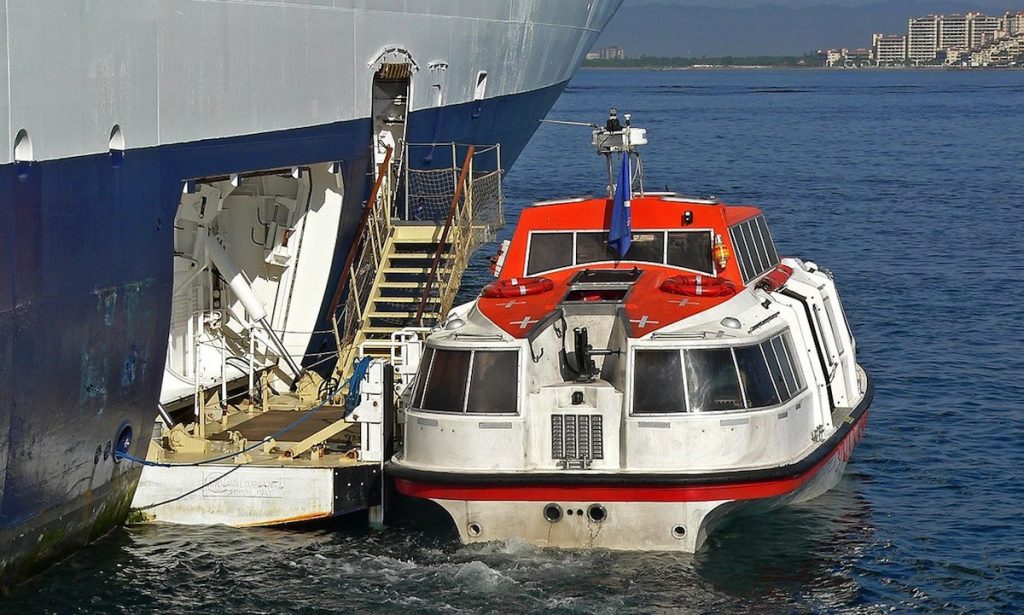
332, 143, 504, 373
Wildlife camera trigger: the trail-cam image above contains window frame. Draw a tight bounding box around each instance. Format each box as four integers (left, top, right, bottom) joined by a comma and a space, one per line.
525, 228, 716, 277
728, 215, 781, 284
630, 348, 690, 415
628, 330, 809, 417
413, 347, 522, 416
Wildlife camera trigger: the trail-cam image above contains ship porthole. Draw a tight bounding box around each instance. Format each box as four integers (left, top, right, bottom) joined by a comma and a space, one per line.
543, 504, 563, 523
587, 504, 607, 524
467, 522, 482, 537
672, 525, 687, 539
114, 422, 133, 463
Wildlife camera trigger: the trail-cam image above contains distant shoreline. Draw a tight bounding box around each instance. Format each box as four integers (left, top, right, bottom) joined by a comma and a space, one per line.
581, 58, 1023, 71
580, 64, 1024, 71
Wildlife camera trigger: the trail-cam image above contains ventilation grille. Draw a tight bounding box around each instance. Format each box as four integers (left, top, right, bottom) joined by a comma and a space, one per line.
551, 414, 603, 460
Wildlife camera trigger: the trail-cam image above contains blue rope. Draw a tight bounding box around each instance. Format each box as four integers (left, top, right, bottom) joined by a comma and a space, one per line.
344, 356, 373, 417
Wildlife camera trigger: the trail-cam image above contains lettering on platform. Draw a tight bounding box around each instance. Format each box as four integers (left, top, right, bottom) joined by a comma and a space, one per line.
202, 472, 287, 498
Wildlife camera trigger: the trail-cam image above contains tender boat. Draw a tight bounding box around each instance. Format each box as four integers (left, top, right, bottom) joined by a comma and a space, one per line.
386, 111, 873, 552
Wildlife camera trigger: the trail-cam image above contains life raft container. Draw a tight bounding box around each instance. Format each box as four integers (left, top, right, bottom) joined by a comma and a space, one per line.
756, 264, 794, 292
660, 274, 737, 298
481, 276, 554, 298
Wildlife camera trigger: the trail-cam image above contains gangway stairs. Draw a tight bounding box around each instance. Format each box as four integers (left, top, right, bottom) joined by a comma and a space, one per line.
334, 142, 504, 374
130, 142, 502, 529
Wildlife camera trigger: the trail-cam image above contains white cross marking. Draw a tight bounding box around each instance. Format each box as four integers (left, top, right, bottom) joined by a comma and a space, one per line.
667, 298, 698, 308
510, 316, 538, 330
500, 299, 525, 309
630, 315, 660, 328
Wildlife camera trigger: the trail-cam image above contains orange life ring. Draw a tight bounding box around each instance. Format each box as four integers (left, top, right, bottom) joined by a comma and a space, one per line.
481, 276, 554, 298
660, 274, 737, 298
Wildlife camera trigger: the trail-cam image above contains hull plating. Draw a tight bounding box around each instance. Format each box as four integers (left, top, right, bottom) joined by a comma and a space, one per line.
0, 80, 569, 586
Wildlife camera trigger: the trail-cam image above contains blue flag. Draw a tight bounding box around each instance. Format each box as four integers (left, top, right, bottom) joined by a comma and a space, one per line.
608, 154, 632, 258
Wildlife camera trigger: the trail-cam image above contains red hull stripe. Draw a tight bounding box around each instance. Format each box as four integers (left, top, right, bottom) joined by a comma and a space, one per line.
394, 411, 868, 503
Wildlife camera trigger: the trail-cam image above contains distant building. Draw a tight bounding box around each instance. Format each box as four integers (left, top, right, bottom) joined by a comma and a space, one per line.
939, 13, 969, 52
585, 51, 600, 61
598, 45, 625, 60
1006, 11, 1024, 36
872, 33, 908, 64
968, 13, 1003, 48
908, 15, 941, 62
824, 47, 872, 67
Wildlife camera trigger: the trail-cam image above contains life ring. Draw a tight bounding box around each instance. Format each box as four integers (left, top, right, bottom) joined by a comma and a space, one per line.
660, 274, 737, 298
481, 276, 554, 298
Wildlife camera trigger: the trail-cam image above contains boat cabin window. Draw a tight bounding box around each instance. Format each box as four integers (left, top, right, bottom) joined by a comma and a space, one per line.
466, 351, 519, 413
415, 348, 519, 414
764, 333, 805, 401
728, 214, 780, 284
631, 332, 806, 415
527, 232, 573, 275
821, 296, 846, 355
526, 229, 714, 275
667, 232, 713, 274
576, 232, 664, 265
734, 345, 780, 407
419, 349, 470, 412
685, 348, 745, 411
632, 350, 687, 413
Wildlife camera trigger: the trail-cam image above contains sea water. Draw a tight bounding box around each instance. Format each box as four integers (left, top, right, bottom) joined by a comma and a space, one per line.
6, 68, 1023, 613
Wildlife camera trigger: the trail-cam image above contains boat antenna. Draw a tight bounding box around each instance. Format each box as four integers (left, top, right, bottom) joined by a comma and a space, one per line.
591, 108, 647, 198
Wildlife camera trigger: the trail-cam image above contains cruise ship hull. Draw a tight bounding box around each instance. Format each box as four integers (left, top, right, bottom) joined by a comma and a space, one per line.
0, 0, 622, 586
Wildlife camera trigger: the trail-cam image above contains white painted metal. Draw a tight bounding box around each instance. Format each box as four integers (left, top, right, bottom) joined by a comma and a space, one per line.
393, 258, 869, 552
1, 0, 622, 164
161, 163, 344, 406
131, 464, 337, 527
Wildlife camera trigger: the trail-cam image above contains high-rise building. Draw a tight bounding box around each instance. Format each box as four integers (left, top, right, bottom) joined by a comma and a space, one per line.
1006, 11, 1024, 36
969, 13, 1003, 48
908, 15, 940, 61
598, 45, 625, 60
939, 14, 969, 51
873, 33, 908, 64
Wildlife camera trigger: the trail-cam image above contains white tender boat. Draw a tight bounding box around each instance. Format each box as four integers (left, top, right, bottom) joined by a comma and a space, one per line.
387, 112, 873, 552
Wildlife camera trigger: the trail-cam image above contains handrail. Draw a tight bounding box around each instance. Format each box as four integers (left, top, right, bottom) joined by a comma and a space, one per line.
326, 146, 393, 323
415, 145, 474, 324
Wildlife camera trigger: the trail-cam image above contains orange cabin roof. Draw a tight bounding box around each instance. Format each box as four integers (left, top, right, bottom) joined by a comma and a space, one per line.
477, 195, 768, 339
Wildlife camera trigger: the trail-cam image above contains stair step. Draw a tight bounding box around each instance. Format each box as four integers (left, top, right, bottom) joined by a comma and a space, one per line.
384, 267, 453, 274
367, 311, 423, 319
392, 242, 450, 253
390, 252, 445, 259
374, 295, 439, 303
387, 257, 450, 269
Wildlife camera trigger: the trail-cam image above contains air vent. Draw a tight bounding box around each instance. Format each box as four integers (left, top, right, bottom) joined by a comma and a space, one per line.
551, 414, 603, 460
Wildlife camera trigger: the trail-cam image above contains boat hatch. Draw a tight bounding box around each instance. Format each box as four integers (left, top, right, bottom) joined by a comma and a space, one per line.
564, 268, 641, 303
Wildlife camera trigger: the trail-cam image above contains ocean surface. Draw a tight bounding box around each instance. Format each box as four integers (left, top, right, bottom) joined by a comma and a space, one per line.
6, 69, 1024, 613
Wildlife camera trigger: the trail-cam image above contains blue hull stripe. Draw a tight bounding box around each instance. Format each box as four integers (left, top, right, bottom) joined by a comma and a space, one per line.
0, 80, 569, 564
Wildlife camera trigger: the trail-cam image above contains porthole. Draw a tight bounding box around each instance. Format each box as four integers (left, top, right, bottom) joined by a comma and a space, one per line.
467, 522, 482, 537
672, 525, 687, 539
114, 422, 133, 463
543, 503, 563, 523
587, 504, 607, 523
